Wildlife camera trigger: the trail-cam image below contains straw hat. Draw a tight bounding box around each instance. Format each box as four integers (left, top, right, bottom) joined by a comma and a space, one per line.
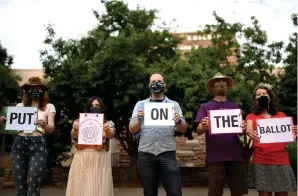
22, 77, 47, 91
206, 72, 234, 93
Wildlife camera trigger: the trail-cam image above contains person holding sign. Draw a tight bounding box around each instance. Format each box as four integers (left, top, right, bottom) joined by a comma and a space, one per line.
129, 73, 187, 196
66, 96, 115, 196
195, 72, 248, 196
245, 83, 297, 195
0, 77, 56, 196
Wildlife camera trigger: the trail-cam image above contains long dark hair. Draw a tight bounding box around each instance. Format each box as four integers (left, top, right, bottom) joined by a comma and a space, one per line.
84, 96, 107, 122
251, 83, 279, 115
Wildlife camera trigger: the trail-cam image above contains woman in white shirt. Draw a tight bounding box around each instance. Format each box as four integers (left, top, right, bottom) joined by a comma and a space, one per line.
0, 77, 56, 196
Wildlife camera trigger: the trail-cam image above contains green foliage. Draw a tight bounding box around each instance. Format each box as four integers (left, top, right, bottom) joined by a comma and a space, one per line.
0, 43, 20, 107
277, 13, 297, 124
40, 1, 181, 162
39, 2, 297, 163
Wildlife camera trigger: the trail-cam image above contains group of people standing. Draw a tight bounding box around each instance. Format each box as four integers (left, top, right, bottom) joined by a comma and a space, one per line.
0, 72, 296, 196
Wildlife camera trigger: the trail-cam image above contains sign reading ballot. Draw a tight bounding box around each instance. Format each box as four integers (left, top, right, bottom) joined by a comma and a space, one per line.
144, 103, 175, 126
5, 106, 38, 132
78, 113, 104, 145
209, 109, 242, 134
257, 117, 294, 143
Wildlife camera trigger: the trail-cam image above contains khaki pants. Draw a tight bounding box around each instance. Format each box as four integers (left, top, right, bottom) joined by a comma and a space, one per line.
207, 162, 248, 196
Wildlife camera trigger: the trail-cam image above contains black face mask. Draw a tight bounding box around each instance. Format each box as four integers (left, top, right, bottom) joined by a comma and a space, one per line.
257, 96, 270, 109
90, 106, 101, 113
150, 82, 165, 93
28, 90, 43, 100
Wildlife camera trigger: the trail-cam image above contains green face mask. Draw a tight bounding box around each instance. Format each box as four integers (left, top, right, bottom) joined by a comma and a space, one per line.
28, 90, 43, 100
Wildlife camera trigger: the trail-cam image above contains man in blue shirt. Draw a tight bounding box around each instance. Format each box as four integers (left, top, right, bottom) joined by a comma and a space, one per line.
129, 73, 187, 196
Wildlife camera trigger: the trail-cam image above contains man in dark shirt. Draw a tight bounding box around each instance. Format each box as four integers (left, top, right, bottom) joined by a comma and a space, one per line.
195, 72, 248, 196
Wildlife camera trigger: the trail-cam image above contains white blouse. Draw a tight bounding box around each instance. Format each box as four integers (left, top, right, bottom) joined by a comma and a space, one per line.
16, 103, 56, 133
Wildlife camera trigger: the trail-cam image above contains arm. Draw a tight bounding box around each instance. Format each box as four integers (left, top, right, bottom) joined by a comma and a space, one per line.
44, 112, 55, 134
174, 102, 187, 133
245, 114, 258, 140
195, 104, 208, 135
129, 102, 142, 134
196, 120, 209, 135
71, 119, 79, 139
104, 121, 116, 139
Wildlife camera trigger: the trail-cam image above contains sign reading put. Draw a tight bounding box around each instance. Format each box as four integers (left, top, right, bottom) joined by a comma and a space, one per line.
257, 117, 294, 143
208, 109, 243, 134
5, 106, 38, 132
143, 103, 175, 126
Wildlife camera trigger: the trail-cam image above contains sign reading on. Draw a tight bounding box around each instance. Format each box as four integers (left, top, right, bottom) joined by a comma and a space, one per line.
257, 117, 294, 143
209, 109, 242, 134
78, 113, 104, 145
5, 106, 38, 132
144, 103, 175, 126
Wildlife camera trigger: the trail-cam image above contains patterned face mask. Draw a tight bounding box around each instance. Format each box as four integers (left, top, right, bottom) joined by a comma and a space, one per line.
28, 90, 43, 100
150, 82, 165, 93
90, 106, 101, 113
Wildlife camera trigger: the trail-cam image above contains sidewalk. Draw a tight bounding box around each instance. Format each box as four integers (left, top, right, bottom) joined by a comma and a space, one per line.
0, 188, 297, 196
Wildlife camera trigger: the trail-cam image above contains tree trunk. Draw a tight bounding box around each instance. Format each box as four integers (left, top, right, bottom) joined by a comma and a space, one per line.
130, 156, 138, 181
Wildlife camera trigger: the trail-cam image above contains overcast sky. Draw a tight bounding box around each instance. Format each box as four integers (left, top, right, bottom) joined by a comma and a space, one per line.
0, 0, 296, 69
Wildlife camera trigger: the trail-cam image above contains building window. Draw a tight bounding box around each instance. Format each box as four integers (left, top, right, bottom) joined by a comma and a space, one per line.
193, 35, 198, 41
187, 35, 192, 41
207, 34, 212, 40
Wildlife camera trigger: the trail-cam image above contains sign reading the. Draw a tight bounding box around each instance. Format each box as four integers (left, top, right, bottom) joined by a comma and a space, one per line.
144, 103, 175, 126
257, 117, 294, 143
209, 109, 242, 134
5, 106, 38, 132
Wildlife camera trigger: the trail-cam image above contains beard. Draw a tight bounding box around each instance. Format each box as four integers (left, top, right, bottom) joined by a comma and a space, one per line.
213, 85, 228, 96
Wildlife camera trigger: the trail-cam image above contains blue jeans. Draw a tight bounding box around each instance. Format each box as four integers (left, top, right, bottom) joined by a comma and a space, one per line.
137, 151, 182, 196
11, 135, 48, 196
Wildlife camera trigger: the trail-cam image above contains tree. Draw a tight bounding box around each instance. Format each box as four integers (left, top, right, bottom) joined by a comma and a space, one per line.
40, 1, 181, 168
0, 43, 20, 108
201, 12, 283, 117
277, 13, 297, 124
148, 47, 222, 138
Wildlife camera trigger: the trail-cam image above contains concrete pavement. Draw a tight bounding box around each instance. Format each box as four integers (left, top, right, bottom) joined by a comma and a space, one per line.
0, 188, 297, 196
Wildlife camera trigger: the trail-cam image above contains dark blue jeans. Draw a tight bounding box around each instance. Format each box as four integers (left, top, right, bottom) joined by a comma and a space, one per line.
11, 135, 48, 196
138, 151, 182, 196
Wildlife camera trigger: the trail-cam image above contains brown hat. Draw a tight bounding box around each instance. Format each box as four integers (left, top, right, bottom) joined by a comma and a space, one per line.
22, 77, 47, 91
207, 72, 234, 93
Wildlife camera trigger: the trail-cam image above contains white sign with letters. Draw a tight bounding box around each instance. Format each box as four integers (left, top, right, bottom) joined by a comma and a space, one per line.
5, 106, 38, 132
144, 103, 175, 126
209, 109, 242, 134
257, 117, 294, 143
78, 113, 104, 145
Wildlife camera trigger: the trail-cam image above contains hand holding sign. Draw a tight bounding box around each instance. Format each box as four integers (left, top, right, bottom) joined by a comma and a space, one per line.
137, 109, 144, 122
201, 117, 209, 129
36, 119, 47, 129
292, 125, 297, 136
0, 116, 6, 125
241, 120, 247, 132
73, 119, 79, 132
173, 110, 181, 124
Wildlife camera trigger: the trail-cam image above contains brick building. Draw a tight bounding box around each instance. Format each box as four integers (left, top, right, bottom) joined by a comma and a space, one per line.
171, 32, 238, 65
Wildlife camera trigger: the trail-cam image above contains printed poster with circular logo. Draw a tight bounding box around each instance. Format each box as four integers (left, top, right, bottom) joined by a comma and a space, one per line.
78, 113, 104, 148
